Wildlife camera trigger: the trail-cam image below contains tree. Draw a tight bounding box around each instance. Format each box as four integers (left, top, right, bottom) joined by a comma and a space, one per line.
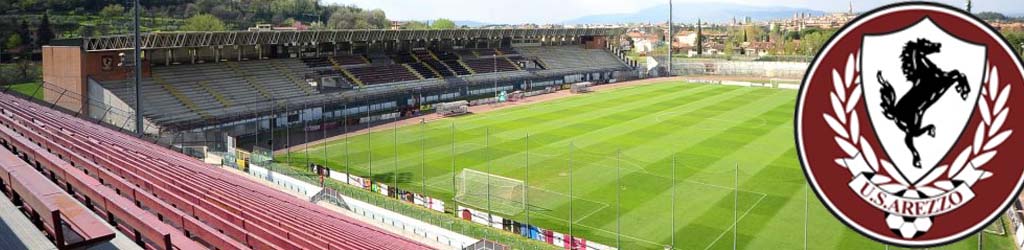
326, 8, 359, 29
365, 9, 388, 28
1003, 30, 1024, 55
283, 17, 297, 26
326, 7, 388, 29
976, 12, 1008, 21
100, 4, 125, 17
431, 18, 455, 29
401, 21, 429, 30
36, 13, 54, 46
76, 25, 97, 37
17, 20, 31, 46
5, 34, 22, 50
696, 19, 703, 55
799, 29, 835, 56
181, 14, 227, 31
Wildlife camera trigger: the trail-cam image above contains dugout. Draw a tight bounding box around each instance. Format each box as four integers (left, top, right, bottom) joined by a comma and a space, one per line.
570, 82, 593, 94
436, 100, 469, 116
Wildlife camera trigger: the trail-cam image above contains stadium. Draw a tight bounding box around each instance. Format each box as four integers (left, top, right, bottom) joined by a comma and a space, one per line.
2, 1, 1024, 250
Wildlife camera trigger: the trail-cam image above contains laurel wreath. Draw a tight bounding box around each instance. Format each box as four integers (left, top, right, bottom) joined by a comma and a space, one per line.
827, 52, 1011, 197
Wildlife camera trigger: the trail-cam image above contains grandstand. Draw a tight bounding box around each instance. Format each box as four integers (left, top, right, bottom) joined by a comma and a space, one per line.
0, 90, 435, 249
17, 27, 637, 249
42, 28, 635, 135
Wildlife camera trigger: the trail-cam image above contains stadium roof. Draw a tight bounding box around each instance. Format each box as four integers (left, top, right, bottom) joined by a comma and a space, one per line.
81, 28, 625, 52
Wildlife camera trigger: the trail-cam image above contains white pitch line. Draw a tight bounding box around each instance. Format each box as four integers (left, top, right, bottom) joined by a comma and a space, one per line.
702, 192, 768, 250
685, 179, 769, 197
529, 211, 666, 248
573, 202, 609, 223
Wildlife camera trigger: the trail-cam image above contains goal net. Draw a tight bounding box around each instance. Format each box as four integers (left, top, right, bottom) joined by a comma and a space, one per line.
455, 169, 525, 215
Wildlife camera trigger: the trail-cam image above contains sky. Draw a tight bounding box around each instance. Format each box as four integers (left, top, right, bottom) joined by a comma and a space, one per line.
325, 0, 1024, 24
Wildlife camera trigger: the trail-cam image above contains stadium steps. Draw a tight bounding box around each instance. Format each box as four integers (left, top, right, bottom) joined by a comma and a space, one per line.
505, 57, 522, 70
226, 62, 273, 100
360, 55, 371, 64
329, 57, 364, 86
404, 64, 426, 80
419, 62, 443, 78
269, 60, 314, 96
534, 59, 549, 70
152, 75, 211, 119
197, 81, 232, 108
459, 60, 476, 74
427, 50, 441, 61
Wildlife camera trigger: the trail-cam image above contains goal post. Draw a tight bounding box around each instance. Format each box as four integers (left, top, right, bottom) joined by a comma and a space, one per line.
455, 169, 525, 215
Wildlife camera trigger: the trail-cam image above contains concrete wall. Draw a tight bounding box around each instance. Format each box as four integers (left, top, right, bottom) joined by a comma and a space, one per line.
87, 79, 160, 134
83, 51, 151, 82
42, 46, 85, 112
583, 36, 608, 49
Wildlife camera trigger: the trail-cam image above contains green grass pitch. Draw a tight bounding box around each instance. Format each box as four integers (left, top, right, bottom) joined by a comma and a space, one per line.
279, 81, 1015, 249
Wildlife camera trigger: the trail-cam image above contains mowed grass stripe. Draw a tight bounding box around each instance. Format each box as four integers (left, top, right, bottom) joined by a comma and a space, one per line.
308, 84, 732, 186
585, 95, 792, 248
275, 82, 1016, 250
535, 90, 790, 215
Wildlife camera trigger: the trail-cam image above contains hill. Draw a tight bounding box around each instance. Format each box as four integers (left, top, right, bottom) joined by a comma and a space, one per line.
564, 3, 826, 24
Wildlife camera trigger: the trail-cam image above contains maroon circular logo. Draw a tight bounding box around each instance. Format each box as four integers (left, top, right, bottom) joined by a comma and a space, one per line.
796, 2, 1024, 247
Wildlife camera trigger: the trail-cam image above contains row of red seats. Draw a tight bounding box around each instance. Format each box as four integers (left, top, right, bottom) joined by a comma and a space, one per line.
347, 64, 422, 85
0, 143, 115, 249
463, 58, 519, 74
0, 114, 207, 250
0, 92, 433, 250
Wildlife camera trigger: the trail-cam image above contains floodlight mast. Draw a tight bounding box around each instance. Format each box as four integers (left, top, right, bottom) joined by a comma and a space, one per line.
133, 0, 143, 135
667, 0, 673, 77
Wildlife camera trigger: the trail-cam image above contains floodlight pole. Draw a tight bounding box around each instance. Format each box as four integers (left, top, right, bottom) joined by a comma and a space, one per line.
525, 133, 531, 228
345, 103, 350, 179
393, 111, 398, 195
671, 155, 676, 249
569, 142, 575, 243
493, 54, 498, 101
286, 102, 291, 166
734, 162, 738, 250
133, 0, 143, 135
304, 102, 310, 168
666, 0, 673, 77
616, 149, 622, 250
322, 100, 327, 186
486, 128, 492, 224
420, 121, 426, 196
450, 122, 456, 212
367, 102, 372, 185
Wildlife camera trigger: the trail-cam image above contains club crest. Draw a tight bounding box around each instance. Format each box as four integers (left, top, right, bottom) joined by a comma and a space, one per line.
796, 2, 1024, 247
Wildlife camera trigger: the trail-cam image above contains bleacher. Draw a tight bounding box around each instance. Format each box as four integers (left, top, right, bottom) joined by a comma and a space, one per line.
301, 55, 368, 68
100, 59, 317, 124
0, 91, 434, 250
347, 64, 421, 85
409, 62, 439, 79
92, 45, 629, 129
412, 50, 456, 77
517, 45, 627, 71
463, 57, 520, 74
0, 145, 115, 249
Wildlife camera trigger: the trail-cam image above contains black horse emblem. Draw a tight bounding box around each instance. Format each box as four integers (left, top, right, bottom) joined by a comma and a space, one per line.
876, 38, 971, 168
